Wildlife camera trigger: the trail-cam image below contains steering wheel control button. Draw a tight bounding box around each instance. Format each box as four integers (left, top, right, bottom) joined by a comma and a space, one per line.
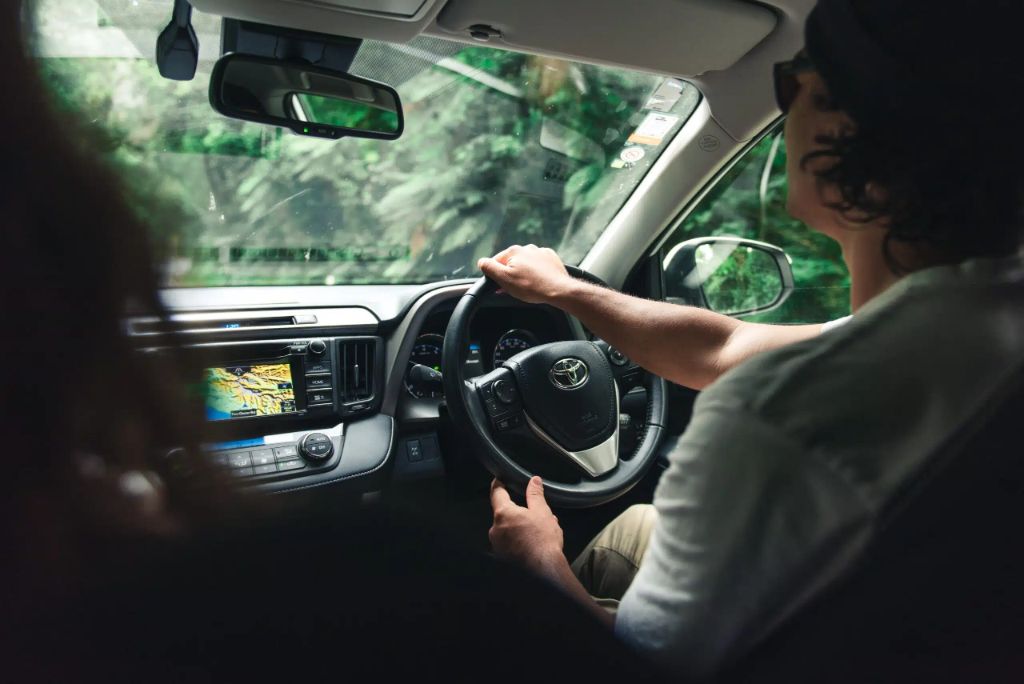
492, 378, 518, 404
308, 339, 327, 355
484, 397, 505, 417
618, 368, 643, 389
273, 445, 299, 462
300, 433, 334, 462
250, 449, 276, 467
608, 347, 629, 367
494, 415, 524, 432
406, 439, 423, 462
549, 358, 589, 390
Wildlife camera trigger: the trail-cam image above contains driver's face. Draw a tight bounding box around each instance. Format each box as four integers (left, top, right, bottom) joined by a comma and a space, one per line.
783, 69, 856, 241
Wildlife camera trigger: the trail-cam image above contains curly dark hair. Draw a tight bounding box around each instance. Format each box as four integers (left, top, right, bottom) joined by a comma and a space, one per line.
803, 0, 1024, 273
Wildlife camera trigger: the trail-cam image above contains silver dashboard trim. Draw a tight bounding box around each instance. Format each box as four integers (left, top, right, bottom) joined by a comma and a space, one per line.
269, 415, 396, 495
128, 307, 377, 336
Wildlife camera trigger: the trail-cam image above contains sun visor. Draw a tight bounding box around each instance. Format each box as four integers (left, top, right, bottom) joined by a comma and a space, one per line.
190, 0, 775, 76
189, 0, 449, 43
432, 0, 775, 75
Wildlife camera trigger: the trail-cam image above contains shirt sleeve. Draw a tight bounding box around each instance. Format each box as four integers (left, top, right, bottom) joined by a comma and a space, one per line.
614, 393, 872, 679
820, 315, 854, 333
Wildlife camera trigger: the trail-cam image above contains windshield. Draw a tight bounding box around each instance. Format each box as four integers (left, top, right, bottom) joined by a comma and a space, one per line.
31, 0, 700, 287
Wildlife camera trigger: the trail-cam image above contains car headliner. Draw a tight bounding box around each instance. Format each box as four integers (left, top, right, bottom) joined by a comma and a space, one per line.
190, 0, 813, 142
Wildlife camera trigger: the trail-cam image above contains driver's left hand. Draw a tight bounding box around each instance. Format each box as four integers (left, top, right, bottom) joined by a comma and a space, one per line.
489, 477, 565, 575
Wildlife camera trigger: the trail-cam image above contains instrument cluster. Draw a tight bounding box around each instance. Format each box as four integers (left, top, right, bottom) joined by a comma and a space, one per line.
401, 300, 574, 401
404, 328, 542, 399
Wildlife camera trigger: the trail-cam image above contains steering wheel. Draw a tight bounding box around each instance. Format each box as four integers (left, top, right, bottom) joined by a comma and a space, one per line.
442, 266, 667, 508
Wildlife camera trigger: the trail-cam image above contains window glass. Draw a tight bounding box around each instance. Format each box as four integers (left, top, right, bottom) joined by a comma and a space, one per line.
30, 0, 700, 287
661, 128, 850, 323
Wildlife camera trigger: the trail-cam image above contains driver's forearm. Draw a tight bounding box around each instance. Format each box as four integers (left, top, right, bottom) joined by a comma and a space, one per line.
536, 554, 614, 629
552, 280, 820, 390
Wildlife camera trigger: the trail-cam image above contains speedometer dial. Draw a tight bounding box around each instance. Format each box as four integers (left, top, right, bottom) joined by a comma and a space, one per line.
492, 329, 539, 367
405, 334, 445, 399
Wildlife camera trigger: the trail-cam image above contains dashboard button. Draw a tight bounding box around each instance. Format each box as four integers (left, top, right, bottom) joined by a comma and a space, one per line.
300, 433, 334, 462
227, 451, 252, 468
308, 390, 333, 405
277, 459, 306, 472
306, 442, 332, 457
231, 466, 254, 478
251, 449, 275, 466
306, 375, 331, 388
406, 439, 423, 462
308, 339, 327, 355
274, 445, 299, 461
252, 464, 277, 476
305, 361, 332, 374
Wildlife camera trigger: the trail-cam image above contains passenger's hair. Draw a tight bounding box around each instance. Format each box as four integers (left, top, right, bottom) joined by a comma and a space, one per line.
803, 0, 1024, 272
0, 2, 206, 550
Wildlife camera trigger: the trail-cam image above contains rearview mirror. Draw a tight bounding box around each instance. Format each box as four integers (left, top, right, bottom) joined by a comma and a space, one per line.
209, 53, 404, 141
663, 237, 794, 316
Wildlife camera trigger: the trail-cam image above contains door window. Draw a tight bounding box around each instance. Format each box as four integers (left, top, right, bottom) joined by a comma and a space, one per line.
661, 128, 850, 323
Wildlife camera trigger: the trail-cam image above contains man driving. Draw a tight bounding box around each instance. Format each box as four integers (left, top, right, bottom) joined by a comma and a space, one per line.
481, 0, 1024, 677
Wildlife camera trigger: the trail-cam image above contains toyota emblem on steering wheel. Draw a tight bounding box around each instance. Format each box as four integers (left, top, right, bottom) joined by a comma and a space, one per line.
549, 358, 589, 390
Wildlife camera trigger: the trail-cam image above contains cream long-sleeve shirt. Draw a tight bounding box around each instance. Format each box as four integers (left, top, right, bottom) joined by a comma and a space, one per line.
615, 252, 1024, 678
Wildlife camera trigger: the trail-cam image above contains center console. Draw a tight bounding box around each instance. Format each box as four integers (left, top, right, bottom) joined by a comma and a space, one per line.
192, 335, 384, 485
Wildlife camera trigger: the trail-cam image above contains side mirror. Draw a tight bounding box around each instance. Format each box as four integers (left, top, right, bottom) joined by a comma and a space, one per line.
209, 53, 404, 141
663, 237, 794, 316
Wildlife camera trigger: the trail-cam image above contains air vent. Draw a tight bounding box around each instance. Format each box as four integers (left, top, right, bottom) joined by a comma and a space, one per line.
338, 338, 378, 403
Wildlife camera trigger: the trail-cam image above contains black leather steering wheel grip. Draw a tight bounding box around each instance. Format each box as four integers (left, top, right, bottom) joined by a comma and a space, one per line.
442, 266, 667, 508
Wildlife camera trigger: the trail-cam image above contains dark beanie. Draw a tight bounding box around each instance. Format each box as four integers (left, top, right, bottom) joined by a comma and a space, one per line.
804, 0, 1024, 131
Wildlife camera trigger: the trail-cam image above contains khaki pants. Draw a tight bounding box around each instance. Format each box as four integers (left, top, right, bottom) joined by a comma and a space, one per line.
571, 504, 658, 614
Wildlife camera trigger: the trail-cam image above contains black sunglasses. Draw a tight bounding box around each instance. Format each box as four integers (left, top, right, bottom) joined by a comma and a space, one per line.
773, 50, 816, 113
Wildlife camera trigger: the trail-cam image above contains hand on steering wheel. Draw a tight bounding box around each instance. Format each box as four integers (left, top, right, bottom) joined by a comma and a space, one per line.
477, 244, 575, 305
443, 264, 667, 508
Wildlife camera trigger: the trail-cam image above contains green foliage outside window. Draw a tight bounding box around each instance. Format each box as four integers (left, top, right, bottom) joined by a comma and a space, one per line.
295, 93, 400, 133
32, 0, 699, 287
698, 246, 786, 316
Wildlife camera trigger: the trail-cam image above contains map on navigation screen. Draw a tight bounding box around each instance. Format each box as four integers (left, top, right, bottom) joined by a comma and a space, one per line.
204, 362, 298, 421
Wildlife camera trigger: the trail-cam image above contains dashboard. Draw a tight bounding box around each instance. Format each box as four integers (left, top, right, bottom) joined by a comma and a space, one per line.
138, 281, 583, 494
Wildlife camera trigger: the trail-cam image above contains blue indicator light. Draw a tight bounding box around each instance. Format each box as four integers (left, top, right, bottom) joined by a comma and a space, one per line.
469, 343, 480, 351
209, 437, 266, 451
222, 322, 241, 329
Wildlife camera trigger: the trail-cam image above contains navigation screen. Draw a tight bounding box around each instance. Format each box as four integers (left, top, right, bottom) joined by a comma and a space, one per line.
204, 362, 298, 421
